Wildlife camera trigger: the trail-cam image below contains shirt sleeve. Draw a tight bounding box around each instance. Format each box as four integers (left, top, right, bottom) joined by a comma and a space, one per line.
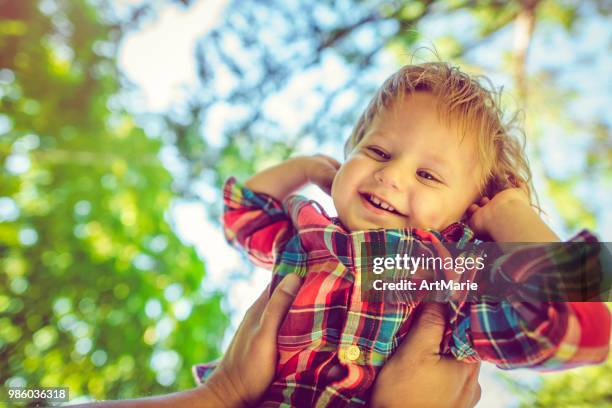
445, 230, 611, 370
192, 361, 219, 385
222, 177, 293, 269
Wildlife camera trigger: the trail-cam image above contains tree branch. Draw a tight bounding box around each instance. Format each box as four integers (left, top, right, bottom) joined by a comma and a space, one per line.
513, 0, 540, 104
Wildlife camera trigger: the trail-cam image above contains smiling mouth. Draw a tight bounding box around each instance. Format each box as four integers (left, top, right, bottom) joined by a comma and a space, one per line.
360, 193, 402, 215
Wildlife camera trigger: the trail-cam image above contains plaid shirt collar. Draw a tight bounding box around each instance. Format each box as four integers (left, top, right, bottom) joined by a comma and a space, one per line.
283, 194, 475, 253
272, 194, 477, 283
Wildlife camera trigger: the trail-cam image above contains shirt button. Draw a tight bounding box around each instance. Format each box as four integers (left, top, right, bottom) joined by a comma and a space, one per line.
345, 345, 361, 361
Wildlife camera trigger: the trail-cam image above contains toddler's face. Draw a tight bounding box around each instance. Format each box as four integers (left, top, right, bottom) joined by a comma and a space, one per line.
331, 92, 482, 232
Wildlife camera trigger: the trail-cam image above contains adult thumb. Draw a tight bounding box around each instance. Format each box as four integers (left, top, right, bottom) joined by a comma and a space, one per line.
260, 274, 302, 334
397, 302, 447, 357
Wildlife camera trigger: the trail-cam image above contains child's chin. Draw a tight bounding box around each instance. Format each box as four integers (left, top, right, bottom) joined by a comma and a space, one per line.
350, 220, 405, 231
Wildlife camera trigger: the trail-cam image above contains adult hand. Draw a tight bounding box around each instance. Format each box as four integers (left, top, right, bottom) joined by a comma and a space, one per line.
71, 274, 302, 408
203, 274, 303, 407
371, 303, 481, 408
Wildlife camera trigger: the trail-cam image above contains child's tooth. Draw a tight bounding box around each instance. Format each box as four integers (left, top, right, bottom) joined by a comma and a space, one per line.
381, 202, 389, 209
372, 196, 380, 204
388, 206, 394, 212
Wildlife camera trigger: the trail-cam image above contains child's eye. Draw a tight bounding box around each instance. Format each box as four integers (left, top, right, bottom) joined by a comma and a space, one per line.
417, 170, 439, 182
367, 147, 391, 160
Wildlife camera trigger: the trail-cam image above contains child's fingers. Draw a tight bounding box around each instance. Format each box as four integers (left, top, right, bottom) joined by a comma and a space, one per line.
321, 157, 341, 170
508, 175, 523, 188
313, 154, 341, 170
466, 204, 479, 216
327, 158, 342, 169
321, 184, 332, 195
508, 175, 530, 194
316, 168, 337, 195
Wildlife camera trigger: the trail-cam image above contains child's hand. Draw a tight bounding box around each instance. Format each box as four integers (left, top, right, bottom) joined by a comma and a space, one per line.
303, 154, 341, 195
464, 186, 531, 240
245, 155, 340, 202
465, 183, 559, 243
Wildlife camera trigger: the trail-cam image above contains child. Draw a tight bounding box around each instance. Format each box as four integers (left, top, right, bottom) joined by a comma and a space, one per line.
194, 63, 610, 407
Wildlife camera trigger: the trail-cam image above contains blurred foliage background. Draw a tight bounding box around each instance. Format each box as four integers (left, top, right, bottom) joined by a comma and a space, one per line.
0, 0, 610, 406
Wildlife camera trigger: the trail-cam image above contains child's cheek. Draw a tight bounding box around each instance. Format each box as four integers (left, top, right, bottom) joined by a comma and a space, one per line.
331, 163, 350, 192
412, 199, 445, 230
335, 160, 360, 190
331, 165, 351, 214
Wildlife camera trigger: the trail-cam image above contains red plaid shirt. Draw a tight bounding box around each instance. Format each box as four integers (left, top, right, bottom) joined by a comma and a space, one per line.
194, 177, 611, 407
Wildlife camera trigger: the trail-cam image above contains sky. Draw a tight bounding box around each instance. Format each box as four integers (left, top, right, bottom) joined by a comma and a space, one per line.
115, 0, 610, 406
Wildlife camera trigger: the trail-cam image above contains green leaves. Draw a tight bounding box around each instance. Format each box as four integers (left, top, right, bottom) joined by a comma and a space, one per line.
0, 0, 227, 401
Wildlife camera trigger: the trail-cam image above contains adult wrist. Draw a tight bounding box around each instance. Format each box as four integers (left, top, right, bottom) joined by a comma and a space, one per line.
203, 370, 248, 408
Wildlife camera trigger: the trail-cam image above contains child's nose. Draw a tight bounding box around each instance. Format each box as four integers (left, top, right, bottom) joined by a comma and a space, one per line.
374, 164, 410, 191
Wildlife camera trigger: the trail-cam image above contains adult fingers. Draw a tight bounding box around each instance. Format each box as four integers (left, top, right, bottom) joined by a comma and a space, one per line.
469, 362, 482, 407
461, 362, 481, 408
468, 360, 481, 380
223, 284, 271, 357
242, 283, 271, 326
437, 355, 479, 379
395, 302, 447, 358
437, 358, 481, 408
260, 274, 302, 334
453, 381, 480, 408
469, 382, 482, 408
460, 371, 481, 408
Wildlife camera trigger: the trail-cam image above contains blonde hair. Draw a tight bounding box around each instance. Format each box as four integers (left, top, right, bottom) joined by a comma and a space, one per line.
344, 62, 538, 207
